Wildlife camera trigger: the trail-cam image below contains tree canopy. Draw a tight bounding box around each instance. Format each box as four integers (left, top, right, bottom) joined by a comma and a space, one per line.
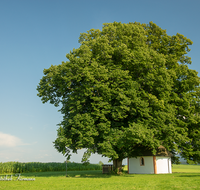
37, 22, 200, 167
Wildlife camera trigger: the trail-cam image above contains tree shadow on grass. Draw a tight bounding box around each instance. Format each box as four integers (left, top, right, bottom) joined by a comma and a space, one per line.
19, 170, 114, 178
2, 170, 134, 179
175, 173, 200, 178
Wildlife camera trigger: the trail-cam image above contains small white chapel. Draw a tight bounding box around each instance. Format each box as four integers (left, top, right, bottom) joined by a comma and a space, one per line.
128, 146, 172, 174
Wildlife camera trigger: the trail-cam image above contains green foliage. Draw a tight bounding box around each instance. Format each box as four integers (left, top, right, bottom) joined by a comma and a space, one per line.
0, 162, 101, 174
81, 149, 92, 165
98, 161, 103, 165
171, 156, 181, 165
37, 21, 200, 164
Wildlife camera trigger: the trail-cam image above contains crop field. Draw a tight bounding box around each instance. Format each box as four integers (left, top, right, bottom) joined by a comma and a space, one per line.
0, 162, 101, 174
0, 164, 200, 190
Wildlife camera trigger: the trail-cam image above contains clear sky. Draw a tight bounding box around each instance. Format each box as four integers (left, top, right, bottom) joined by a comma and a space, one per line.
0, 0, 200, 164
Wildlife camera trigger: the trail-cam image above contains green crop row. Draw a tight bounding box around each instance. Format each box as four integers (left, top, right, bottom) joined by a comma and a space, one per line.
0, 162, 102, 174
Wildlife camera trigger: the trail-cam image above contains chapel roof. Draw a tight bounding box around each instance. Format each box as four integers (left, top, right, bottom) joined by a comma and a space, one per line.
137, 145, 172, 157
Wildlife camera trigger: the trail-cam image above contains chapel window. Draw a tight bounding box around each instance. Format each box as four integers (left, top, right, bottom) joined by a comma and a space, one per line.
140, 157, 144, 166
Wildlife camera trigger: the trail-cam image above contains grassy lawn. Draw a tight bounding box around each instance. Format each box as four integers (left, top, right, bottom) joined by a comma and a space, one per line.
172, 164, 200, 173
0, 165, 200, 190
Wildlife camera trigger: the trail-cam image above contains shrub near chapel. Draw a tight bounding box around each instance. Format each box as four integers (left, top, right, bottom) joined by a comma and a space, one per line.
37, 22, 200, 171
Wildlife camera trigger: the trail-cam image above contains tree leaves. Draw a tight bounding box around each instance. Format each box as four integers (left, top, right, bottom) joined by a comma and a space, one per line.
37, 21, 200, 163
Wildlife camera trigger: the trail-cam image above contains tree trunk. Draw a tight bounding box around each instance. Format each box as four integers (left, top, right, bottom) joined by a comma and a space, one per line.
113, 159, 123, 174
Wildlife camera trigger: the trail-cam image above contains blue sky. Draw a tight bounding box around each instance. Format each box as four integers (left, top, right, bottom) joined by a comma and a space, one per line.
0, 0, 200, 164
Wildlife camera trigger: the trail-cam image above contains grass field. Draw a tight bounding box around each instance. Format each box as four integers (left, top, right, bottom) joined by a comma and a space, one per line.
0, 165, 200, 190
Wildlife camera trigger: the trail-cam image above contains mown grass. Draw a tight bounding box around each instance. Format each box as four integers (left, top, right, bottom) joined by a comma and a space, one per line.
0, 164, 200, 190
172, 164, 200, 173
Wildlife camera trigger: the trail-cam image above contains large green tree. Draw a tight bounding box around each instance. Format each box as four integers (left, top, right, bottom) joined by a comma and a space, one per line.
37, 22, 200, 170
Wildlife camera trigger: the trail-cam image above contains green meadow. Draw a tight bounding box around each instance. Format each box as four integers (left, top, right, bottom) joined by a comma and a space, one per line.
0, 164, 200, 190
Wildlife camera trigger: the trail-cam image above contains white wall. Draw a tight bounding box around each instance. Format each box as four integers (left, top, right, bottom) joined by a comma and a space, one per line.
129, 156, 172, 174
156, 157, 172, 174
128, 156, 154, 174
